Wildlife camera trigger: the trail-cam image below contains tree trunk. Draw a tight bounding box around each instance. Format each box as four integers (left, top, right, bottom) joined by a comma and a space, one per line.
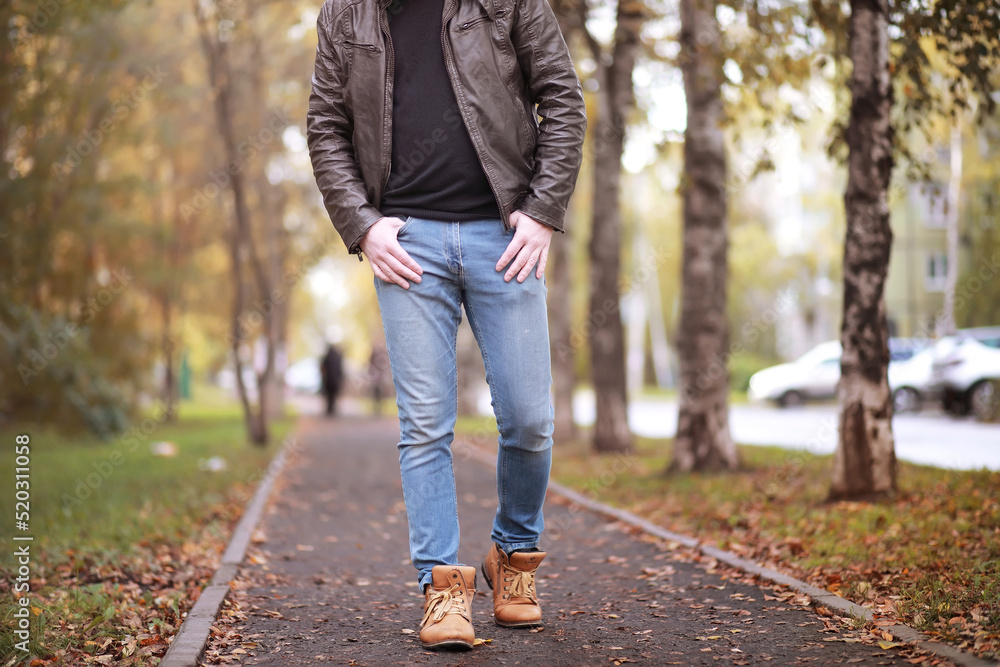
671, 0, 738, 473
939, 117, 961, 336
152, 161, 178, 423
587, 0, 643, 454
548, 231, 577, 442
161, 292, 177, 423
829, 0, 896, 500
195, 0, 273, 446
457, 321, 484, 416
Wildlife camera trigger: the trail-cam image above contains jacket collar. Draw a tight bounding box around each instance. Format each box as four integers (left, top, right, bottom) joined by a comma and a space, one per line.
378, 0, 496, 19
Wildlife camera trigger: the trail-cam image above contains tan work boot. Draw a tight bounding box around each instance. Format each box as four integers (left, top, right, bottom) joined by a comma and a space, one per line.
419, 565, 477, 650
481, 543, 546, 627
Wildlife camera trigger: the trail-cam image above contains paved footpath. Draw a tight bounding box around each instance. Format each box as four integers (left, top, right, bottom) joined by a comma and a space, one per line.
210, 416, 928, 666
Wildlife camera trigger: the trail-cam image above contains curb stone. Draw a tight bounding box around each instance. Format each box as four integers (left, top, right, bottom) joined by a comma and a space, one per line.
159, 435, 300, 667
542, 477, 997, 667
456, 440, 996, 667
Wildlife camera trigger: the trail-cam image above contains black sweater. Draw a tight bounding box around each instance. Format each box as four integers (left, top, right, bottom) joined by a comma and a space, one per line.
380, 0, 501, 222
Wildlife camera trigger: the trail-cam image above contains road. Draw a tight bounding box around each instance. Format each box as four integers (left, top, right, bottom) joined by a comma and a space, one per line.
573, 391, 1000, 471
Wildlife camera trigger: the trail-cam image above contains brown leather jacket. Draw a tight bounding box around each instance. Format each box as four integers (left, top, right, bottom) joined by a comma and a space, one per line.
306, 0, 587, 254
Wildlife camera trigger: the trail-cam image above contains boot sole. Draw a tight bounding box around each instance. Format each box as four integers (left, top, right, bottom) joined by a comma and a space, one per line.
481, 561, 542, 628
494, 618, 542, 628
420, 639, 474, 651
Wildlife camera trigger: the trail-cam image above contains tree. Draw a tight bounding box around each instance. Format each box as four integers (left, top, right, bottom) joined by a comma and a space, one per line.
193, 0, 280, 445
554, 0, 644, 453
827, 0, 1000, 498
670, 0, 738, 472
829, 0, 897, 500
548, 234, 577, 442
0, 0, 154, 435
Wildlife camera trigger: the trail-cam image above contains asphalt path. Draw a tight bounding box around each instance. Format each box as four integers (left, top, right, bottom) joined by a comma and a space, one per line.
208, 415, 930, 666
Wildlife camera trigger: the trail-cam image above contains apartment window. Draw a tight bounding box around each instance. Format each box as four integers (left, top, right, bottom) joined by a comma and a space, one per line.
925, 252, 948, 292
980, 190, 996, 231
909, 183, 949, 228
924, 186, 948, 228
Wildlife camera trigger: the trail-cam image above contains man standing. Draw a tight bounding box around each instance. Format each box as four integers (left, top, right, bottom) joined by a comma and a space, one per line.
319, 344, 343, 416
307, 0, 585, 650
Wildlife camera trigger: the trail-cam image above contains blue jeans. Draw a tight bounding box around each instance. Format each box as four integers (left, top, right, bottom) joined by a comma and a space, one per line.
373, 217, 554, 591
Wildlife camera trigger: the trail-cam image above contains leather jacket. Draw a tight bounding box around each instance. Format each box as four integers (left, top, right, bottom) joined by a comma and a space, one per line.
306, 0, 587, 254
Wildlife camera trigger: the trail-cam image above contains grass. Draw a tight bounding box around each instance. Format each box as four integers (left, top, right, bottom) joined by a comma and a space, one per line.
454, 417, 1000, 660
0, 401, 293, 664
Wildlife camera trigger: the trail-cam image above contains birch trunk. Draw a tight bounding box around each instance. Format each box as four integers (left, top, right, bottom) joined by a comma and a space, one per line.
830, 0, 897, 499
549, 233, 577, 442
671, 0, 737, 472
587, 0, 643, 453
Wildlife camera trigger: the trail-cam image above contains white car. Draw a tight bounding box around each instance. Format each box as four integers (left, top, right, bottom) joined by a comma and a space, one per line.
748, 341, 842, 407
284, 358, 323, 394
929, 330, 1000, 421
888, 346, 938, 413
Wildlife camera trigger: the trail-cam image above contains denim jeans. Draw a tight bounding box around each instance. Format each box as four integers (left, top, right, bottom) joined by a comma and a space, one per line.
373, 217, 554, 591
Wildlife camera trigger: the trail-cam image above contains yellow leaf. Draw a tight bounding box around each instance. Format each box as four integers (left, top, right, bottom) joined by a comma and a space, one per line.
878, 641, 902, 649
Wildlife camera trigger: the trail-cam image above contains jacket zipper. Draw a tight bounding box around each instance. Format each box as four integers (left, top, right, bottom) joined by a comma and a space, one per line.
378, 8, 395, 202
440, 0, 510, 229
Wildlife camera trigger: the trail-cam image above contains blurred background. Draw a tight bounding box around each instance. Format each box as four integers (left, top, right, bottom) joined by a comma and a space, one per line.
2, 2, 1000, 662
1, 0, 998, 445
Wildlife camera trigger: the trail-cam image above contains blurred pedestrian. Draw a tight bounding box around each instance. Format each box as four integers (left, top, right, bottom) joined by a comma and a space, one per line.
368, 345, 390, 416
319, 344, 343, 417
308, 0, 585, 650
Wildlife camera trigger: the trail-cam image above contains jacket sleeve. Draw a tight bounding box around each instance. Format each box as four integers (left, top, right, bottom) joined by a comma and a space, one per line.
509, 0, 587, 231
306, 5, 383, 255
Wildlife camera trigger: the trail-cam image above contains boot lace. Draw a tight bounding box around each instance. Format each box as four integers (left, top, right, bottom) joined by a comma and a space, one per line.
507, 569, 537, 602
421, 583, 467, 627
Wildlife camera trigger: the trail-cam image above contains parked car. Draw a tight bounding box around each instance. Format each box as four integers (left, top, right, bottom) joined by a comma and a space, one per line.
285, 358, 323, 395
748, 341, 842, 407
888, 346, 938, 413
889, 337, 931, 362
929, 331, 1000, 421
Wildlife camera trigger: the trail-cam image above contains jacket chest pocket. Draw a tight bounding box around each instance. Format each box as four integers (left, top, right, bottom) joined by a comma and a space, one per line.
340, 38, 383, 87
457, 7, 511, 32
344, 40, 381, 53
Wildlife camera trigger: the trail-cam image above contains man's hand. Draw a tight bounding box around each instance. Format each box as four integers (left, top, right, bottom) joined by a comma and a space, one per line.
360, 217, 423, 289
496, 211, 554, 283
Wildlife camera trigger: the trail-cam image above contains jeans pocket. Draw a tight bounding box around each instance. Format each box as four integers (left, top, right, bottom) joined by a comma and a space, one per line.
396, 215, 414, 238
